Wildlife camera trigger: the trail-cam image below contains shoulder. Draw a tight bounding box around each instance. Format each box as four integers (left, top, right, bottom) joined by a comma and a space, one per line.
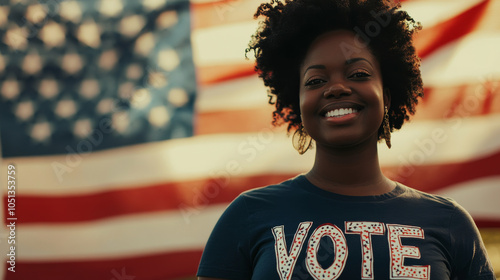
397, 183, 459, 209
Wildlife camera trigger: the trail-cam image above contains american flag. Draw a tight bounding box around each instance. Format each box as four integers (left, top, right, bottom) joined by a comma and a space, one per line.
0, 0, 499, 279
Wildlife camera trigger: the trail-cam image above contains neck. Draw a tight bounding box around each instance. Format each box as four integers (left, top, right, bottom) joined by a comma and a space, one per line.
306, 138, 393, 196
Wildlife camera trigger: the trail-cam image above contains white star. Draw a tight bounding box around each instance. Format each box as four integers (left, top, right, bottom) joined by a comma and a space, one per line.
99, 49, 118, 71
148, 106, 170, 127
168, 88, 189, 107
77, 20, 101, 48
148, 71, 168, 88
59, 1, 82, 23
134, 32, 155, 56
96, 98, 115, 115
158, 49, 180, 72
120, 15, 146, 38
0, 55, 5, 73
39, 21, 66, 48
15, 101, 35, 121
61, 53, 83, 74
143, 0, 166, 11
22, 52, 43, 75
55, 99, 77, 118
4, 26, 28, 50
130, 88, 151, 109
39, 79, 59, 99
156, 10, 178, 29
80, 79, 100, 99
26, 4, 47, 24
1, 79, 20, 100
73, 118, 92, 138
30, 121, 52, 142
0, 6, 10, 27
126, 64, 143, 80
112, 111, 129, 134
99, 0, 123, 17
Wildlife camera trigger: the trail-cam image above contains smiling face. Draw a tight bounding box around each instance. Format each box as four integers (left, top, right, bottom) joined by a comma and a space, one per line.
299, 30, 389, 149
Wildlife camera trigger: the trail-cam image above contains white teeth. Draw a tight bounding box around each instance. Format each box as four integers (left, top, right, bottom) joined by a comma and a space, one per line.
325, 108, 358, 117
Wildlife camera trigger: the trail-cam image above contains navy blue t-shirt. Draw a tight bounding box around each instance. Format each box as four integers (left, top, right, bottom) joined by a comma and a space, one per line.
198, 175, 495, 279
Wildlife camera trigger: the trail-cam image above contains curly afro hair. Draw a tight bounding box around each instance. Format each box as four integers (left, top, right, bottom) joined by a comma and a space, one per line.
246, 0, 424, 140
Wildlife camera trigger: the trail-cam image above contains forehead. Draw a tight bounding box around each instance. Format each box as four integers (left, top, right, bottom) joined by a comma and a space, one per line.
301, 30, 378, 68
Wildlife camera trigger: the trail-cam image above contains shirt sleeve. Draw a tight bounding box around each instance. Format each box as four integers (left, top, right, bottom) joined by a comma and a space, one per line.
197, 195, 253, 280
449, 201, 495, 279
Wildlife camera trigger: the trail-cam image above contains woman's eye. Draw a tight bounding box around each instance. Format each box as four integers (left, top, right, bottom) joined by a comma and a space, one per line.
350, 71, 370, 79
305, 78, 325, 87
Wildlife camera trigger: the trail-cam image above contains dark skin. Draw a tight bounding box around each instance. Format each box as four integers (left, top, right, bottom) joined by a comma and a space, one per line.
300, 30, 395, 196
198, 30, 395, 280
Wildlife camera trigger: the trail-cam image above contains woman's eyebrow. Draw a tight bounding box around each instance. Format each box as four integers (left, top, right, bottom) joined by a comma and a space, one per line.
303, 64, 326, 77
345, 57, 373, 67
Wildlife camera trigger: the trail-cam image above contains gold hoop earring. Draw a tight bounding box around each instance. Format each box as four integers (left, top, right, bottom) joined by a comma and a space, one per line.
292, 123, 312, 154
383, 106, 391, 149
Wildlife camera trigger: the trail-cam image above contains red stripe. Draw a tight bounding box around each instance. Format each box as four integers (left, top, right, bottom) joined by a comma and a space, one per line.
5, 174, 292, 224
382, 149, 500, 194
6, 148, 500, 224
197, 62, 255, 85
414, 0, 490, 58
4, 250, 202, 280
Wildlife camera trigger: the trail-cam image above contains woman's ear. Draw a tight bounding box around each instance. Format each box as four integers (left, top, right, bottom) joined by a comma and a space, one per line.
383, 88, 391, 108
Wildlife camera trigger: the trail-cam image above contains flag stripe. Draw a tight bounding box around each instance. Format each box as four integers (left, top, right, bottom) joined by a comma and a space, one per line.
13, 181, 500, 262
5, 250, 202, 280
7, 145, 500, 224
4, 114, 500, 196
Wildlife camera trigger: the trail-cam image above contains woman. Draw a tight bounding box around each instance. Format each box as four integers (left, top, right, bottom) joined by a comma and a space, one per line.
197, 0, 495, 279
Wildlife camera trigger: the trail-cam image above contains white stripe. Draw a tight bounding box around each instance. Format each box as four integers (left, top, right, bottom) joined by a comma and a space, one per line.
380, 114, 500, 166
16, 177, 500, 260
434, 176, 500, 219
17, 204, 225, 260
192, 21, 258, 66
4, 114, 500, 195
196, 75, 268, 112
421, 32, 500, 86
402, 0, 484, 28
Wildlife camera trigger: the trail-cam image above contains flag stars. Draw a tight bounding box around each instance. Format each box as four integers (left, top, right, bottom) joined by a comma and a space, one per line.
134, 32, 155, 56
61, 53, 84, 74
55, 99, 78, 119
15, 101, 35, 121
126, 64, 143, 80
0, 55, 5, 73
22, 52, 43, 75
4, 26, 28, 50
30, 121, 52, 142
39, 21, 66, 48
25, 4, 47, 24
158, 49, 180, 72
168, 88, 189, 107
130, 88, 151, 109
148, 71, 168, 88
112, 111, 129, 133
118, 82, 135, 99
96, 98, 116, 115
0, 6, 9, 27
80, 79, 100, 99
99, 49, 118, 71
38, 78, 59, 99
149, 106, 170, 127
156, 10, 178, 29
120, 15, 146, 38
59, 1, 82, 23
143, 0, 167, 11
73, 118, 93, 138
77, 20, 101, 48
99, 0, 123, 18
1, 79, 21, 100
